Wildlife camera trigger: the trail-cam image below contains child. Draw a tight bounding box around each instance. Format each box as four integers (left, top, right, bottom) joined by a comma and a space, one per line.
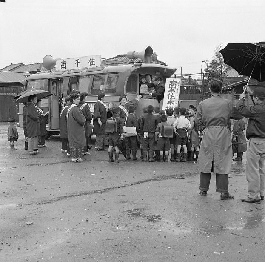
166, 108, 177, 161
8, 118, 18, 149
106, 107, 123, 163
188, 110, 200, 161
156, 114, 172, 162
138, 107, 148, 160
173, 107, 191, 162
124, 105, 138, 160
232, 117, 247, 161
141, 105, 158, 162
153, 106, 162, 161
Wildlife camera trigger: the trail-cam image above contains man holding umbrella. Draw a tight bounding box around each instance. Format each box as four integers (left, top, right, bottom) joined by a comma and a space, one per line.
236, 86, 265, 203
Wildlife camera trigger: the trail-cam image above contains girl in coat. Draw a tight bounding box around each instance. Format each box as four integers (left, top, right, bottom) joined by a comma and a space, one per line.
67, 93, 86, 162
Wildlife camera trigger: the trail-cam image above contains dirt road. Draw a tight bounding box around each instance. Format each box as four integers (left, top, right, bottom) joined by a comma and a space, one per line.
0, 124, 264, 262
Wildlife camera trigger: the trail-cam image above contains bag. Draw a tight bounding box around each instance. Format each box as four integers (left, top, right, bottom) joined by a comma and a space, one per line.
105, 118, 117, 133
123, 126, 137, 137
161, 125, 174, 138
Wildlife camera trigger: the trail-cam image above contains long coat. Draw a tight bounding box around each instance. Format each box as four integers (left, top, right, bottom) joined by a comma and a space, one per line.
93, 101, 107, 135
79, 102, 93, 137
26, 102, 40, 138
195, 95, 232, 174
60, 106, 69, 139
67, 105, 86, 149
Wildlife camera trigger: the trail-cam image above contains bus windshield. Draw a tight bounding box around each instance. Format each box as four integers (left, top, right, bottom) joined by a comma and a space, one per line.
27, 79, 49, 91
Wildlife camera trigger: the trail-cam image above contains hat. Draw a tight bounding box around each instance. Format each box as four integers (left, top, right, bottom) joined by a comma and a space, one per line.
253, 86, 265, 99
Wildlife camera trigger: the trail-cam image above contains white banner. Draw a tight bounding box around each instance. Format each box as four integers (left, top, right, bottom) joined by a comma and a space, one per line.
162, 78, 181, 110
55, 55, 101, 71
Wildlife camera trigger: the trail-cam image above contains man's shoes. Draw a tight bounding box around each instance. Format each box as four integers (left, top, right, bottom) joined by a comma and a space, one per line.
241, 198, 261, 203
220, 193, 234, 200
199, 191, 207, 196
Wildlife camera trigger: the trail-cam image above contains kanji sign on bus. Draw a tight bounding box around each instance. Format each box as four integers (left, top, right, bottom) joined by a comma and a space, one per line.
162, 78, 181, 110
55, 56, 101, 71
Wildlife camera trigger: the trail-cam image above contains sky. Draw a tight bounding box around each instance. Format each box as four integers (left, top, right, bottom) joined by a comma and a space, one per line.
0, 0, 265, 76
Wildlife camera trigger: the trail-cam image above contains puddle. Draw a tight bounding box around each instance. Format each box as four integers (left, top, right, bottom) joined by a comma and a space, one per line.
126, 208, 145, 218
159, 219, 192, 235
146, 214, 162, 223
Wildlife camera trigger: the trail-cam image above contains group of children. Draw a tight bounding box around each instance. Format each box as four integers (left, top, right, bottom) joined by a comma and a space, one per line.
104, 104, 200, 163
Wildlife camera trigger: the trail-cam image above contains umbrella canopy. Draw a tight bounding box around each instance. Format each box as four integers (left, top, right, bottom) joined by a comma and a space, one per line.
16, 88, 51, 103
220, 43, 265, 82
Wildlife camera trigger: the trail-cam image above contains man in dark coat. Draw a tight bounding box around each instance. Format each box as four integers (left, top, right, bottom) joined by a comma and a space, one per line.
152, 77, 165, 105
79, 92, 93, 153
93, 93, 107, 150
26, 95, 40, 155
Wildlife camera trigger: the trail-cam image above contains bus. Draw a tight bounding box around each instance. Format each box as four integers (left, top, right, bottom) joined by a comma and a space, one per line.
22, 58, 176, 136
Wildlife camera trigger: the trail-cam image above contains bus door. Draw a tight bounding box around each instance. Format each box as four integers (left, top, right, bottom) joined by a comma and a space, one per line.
49, 80, 60, 130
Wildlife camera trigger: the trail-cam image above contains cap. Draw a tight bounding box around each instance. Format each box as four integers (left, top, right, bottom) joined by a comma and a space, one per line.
253, 86, 265, 99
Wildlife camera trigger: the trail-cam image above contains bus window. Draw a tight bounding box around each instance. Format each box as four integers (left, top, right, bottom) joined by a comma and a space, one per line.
126, 74, 137, 94
27, 79, 48, 91
91, 74, 106, 95
105, 73, 118, 94
68, 76, 79, 93
79, 76, 93, 94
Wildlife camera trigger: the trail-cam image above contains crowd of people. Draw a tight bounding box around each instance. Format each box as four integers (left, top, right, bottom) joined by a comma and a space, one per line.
58, 92, 200, 164
7, 79, 265, 203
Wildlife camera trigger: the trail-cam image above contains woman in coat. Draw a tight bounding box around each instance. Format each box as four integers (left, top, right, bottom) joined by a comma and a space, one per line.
26, 95, 40, 155
67, 93, 86, 162
93, 93, 107, 150
195, 80, 234, 200
60, 96, 72, 154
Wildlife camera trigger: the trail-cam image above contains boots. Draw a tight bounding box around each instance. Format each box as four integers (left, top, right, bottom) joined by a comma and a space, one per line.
108, 151, 114, 162
140, 148, 144, 160
164, 155, 169, 162
132, 150, 137, 161
182, 153, 187, 162
126, 149, 131, 160
175, 153, 180, 162
25, 141, 28, 150
233, 152, 243, 161
187, 151, 193, 161
142, 152, 147, 162
194, 151, 199, 161
115, 152, 119, 163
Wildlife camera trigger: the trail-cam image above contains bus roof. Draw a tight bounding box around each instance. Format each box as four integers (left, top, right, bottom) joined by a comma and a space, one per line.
26, 63, 176, 80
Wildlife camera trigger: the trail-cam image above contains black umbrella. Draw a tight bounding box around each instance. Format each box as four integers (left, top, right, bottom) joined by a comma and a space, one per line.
16, 88, 51, 103
220, 43, 265, 82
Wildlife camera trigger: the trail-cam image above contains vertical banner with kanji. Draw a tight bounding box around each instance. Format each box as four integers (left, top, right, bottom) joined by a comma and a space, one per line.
162, 78, 181, 110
